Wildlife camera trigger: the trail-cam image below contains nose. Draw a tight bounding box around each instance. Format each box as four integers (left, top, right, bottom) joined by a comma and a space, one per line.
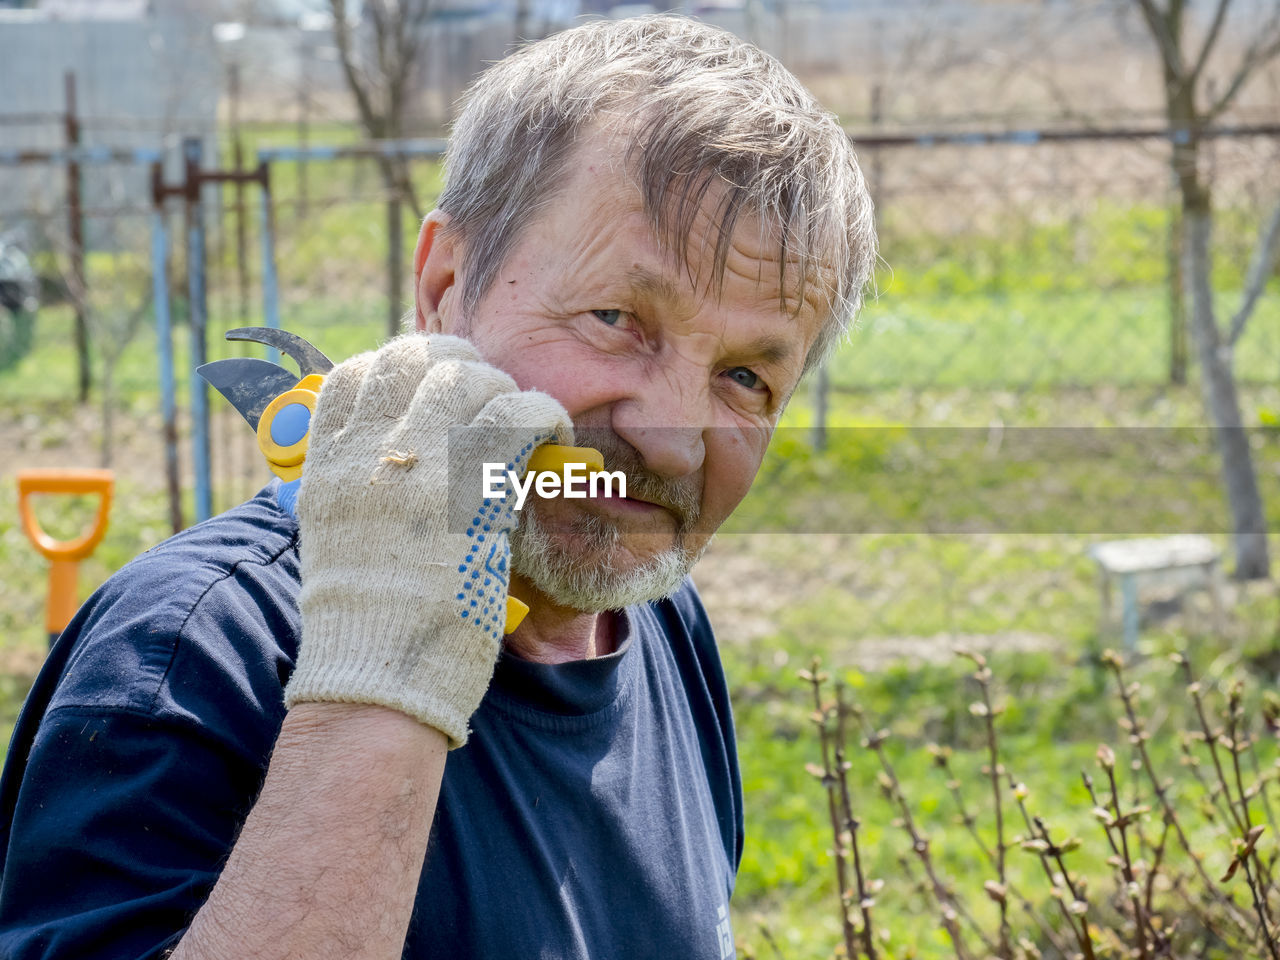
610, 370, 709, 479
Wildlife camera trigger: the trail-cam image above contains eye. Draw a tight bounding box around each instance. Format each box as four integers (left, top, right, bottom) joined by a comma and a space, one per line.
592, 309, 627, 327
725, 366, 762, 390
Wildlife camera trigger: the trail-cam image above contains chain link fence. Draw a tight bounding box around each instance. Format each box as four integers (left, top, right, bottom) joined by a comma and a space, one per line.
2, 113, 1279, 664
3, 12, 1280, 956
842, 127, 1280, 397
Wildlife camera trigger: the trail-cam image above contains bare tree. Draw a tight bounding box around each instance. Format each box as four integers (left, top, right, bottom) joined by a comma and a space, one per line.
1132, 0, 1280, 579
329, 0, 432, 219
329, 0, 433, 335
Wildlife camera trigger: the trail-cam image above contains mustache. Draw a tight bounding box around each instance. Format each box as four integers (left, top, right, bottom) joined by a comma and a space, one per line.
572, 426, 703, 531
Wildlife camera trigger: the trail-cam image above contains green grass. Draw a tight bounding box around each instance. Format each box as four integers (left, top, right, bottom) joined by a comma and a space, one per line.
837, 286, 1280, 390
720, 589, 1280, 959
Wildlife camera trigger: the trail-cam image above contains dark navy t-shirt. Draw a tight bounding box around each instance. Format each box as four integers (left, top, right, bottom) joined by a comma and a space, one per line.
0, 482, 743, 960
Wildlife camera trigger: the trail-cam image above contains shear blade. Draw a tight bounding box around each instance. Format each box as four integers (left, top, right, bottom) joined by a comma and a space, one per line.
197, 357, 303, 431
224, 327, 334, 378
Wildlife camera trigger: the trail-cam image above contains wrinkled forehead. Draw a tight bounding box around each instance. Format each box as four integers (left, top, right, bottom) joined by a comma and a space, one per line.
579, 118, 840, 320
660, 182, 837, 323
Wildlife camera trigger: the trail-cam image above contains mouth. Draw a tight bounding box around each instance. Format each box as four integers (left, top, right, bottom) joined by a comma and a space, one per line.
581, 490, 668, 516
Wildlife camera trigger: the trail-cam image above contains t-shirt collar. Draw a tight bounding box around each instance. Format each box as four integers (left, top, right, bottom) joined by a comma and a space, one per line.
490, 608, 636, 716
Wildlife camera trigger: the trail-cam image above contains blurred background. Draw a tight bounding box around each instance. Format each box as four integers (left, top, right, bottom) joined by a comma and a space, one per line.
2, 1, 1279, 956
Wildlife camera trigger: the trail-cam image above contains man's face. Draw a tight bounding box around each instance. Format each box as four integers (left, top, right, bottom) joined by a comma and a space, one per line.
417, 132, 828, 611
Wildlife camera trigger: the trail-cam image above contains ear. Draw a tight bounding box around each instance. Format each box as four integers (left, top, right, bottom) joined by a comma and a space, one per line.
413, 210, 461, 334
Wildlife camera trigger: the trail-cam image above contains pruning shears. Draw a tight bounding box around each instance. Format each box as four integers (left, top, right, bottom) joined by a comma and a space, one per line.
197, 327, 600, 634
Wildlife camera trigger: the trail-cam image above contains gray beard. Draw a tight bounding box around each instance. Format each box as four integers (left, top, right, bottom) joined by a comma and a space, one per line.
508, 501, 710, 613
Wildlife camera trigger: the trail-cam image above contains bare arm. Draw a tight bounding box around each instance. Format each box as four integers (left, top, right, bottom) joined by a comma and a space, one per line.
170, 704, 447, 960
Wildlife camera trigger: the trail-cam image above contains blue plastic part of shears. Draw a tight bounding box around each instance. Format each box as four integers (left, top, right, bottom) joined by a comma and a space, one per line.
277, 478, 302, 517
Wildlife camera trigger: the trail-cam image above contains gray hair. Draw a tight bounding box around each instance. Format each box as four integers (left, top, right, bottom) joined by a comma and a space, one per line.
438, 14, 877, 373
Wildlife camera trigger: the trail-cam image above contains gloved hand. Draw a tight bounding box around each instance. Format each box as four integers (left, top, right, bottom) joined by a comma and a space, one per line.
283, 333, 573, 747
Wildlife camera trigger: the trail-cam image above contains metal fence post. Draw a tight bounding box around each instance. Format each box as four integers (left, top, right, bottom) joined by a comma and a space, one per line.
184, 137, 213, 522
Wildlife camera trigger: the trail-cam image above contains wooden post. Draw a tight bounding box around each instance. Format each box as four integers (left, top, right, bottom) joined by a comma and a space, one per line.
1168, 195, 1187, 385
812, 360, 829, 452
869, 83, 883, 224
64, 72, 89, 403
150, 162, 185, 535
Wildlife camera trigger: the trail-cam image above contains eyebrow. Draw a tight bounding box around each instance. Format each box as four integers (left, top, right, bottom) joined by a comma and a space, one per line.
625, 266, 680, 304
735, 334, 797, 368
624, 264, 802, 372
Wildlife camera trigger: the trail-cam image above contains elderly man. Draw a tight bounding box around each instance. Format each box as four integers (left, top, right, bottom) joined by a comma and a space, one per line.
0, 15, 874, 960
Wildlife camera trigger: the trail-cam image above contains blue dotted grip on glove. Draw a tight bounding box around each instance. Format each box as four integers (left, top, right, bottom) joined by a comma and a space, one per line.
453, 433, 545, 640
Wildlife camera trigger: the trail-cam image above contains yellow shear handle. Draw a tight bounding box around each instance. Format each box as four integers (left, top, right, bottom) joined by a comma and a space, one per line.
257, 374, 325, 482
502, 444, 604, 634
526, 443, 605, 476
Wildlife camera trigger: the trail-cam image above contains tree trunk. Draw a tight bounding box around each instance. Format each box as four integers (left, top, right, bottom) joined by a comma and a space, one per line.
1167, 202, 1187, 384
1183, 200, 1270, 579
99, 359, 113, 469
388, 194, 404, 337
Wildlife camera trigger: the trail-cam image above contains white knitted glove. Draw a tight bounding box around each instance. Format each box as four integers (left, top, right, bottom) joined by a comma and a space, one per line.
284, 333, 573, 747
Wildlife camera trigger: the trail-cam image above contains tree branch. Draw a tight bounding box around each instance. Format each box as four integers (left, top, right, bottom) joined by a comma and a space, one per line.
1229, 200, 1280, 347
329, 0, 432, 218
407, 0, 434, 44
1169, 0, 1187, 53
371, 3, 394, 108
1189, 0, 1233, 84
1206, 21, 1280, 121
1133, 0, 1186, 79
329, 0, 384, 137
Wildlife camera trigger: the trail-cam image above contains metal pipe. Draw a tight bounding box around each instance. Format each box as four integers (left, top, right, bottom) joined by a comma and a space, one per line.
184, 138, 213, 522
5, 124, 1279, 169
850, 122, 1280, 150
255, 139, 449, 163
0, 146, 164, 166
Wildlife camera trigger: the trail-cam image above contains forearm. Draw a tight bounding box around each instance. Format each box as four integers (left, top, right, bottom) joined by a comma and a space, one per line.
170, 703, 447, 960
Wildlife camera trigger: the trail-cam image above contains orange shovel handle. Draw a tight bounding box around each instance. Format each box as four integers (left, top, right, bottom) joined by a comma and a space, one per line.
17, 469, 115, 562
17, 469, 115, 639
